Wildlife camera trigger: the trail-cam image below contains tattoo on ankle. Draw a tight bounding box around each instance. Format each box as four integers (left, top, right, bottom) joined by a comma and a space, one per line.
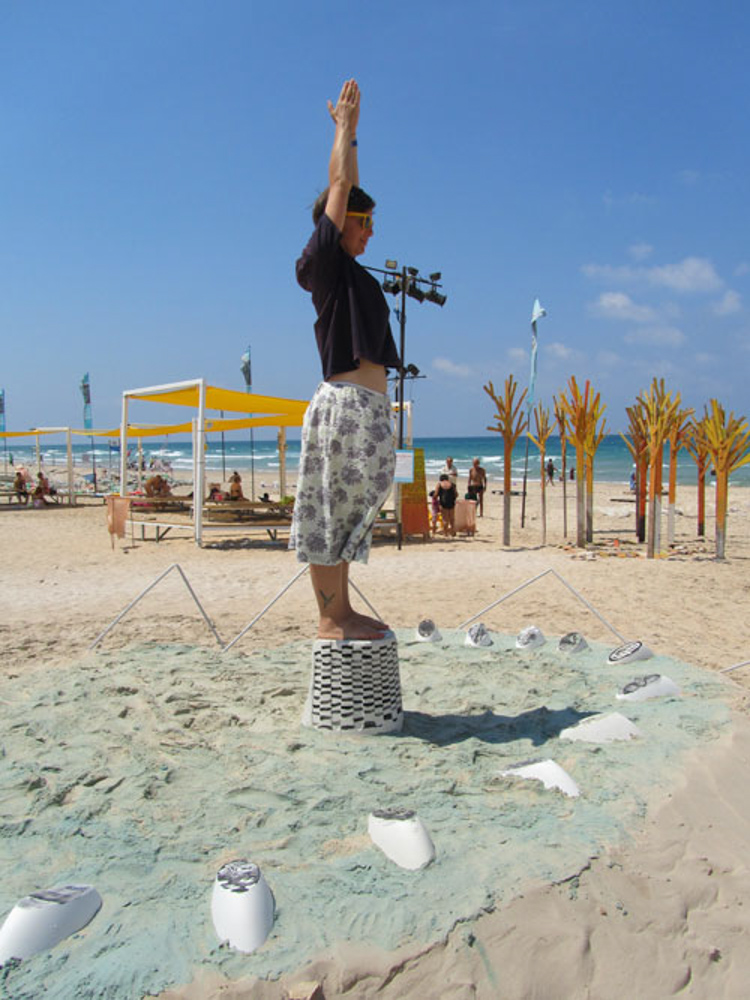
319, 589, 335, 609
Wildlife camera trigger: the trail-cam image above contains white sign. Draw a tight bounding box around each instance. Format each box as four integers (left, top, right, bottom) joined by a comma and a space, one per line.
393, 450, 415, 483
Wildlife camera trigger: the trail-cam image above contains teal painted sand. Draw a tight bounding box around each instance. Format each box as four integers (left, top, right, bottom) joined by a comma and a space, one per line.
0, 632, 733, 998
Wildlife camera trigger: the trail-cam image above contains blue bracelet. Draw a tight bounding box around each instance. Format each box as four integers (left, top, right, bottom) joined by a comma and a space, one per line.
351, 139, 358, 147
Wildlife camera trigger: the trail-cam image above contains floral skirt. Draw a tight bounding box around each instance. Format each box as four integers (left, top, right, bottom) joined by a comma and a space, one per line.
290, 381, 395, 565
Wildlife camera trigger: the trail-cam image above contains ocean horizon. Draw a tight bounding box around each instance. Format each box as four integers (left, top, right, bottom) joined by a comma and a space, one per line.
5, 433, 749, 488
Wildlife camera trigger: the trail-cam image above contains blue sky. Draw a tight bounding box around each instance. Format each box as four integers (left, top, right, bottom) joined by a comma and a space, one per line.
1, 0, 748, 437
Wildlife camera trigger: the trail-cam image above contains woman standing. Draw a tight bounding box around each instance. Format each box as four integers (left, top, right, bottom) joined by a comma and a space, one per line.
291, 79, 401, 640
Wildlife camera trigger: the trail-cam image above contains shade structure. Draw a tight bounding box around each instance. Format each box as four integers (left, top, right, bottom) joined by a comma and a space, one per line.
0, 427, 76, 505
120, 378, 309, 545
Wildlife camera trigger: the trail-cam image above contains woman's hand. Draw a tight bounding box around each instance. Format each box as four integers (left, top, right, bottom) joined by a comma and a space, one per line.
327, 78, 360, 133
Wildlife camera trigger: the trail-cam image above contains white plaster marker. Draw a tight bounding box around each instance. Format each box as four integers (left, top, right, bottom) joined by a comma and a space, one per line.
211, 860, 275, 954
499, 758, 581, 798
607, 640, 654, 665
368, 808, 436, 870
516, 625, 546, 650
0, 884, 102, 964
465, 623, 493, 647
558, 631, 589, 654
616, 674, 681, 702
560, 712, 642, 744
415, 619, 442, 642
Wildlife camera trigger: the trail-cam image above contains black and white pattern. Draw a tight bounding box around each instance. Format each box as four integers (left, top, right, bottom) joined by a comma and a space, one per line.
290, 381, 395, 565
309, 634, 403, 733
215, 861, 261, 893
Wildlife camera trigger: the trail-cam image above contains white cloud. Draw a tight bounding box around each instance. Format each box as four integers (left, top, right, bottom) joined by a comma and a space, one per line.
590, 291, 657, 323
602, 191, 656, 210
432, 357, 472, 378
547, 341, 574, 360
646, 257, 722, 293
628, 243, 653, 261
678, 169, 700, 186
623, 325, 686, 348
581, 262, 639, 283
713, 290, 741, 316
694, 352, 717, 365
596, 350, 621, 367
507, 347, 527, 364
735, 262, 750, 277
582, 256, 723, 294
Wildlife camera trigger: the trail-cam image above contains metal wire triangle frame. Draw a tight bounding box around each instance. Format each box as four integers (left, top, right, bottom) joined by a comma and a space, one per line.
221, 566, 384, 652
89, 563, 223, 650
88, 562, 385, 654
457, 567, 626, 643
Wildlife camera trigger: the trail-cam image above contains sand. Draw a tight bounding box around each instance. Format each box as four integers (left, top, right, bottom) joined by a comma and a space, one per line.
1, 480, 750, 999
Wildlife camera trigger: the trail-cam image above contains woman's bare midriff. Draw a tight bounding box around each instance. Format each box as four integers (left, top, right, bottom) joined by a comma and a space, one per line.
328, 359, 387, 394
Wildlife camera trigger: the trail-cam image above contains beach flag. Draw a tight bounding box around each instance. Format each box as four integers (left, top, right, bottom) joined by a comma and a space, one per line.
240, 346, 252, 393
527, 298, 547, 408
0, 389, 5, 433
80, 373, 93, 430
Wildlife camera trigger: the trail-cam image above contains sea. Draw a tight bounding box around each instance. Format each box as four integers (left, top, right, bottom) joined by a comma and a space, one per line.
4, 434, 749, 488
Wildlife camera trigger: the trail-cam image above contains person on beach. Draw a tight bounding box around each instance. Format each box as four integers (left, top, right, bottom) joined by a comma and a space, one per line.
429, 489, 441, 534
436, 474, 457, 536
467, 457, 487, 515
228, 471, 245, 501
291, 78, 401, 641
13, 470, 29, 505
442, 456, 458, 489
145, 474, 171, 498
546, 458, 555, 485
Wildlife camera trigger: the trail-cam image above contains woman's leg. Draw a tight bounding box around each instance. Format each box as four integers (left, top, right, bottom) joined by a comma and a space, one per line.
310, 562, 387, 640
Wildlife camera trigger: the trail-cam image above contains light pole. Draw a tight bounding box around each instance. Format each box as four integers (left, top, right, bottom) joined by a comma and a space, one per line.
366, 261, 446, 548
366, 261, 446, 449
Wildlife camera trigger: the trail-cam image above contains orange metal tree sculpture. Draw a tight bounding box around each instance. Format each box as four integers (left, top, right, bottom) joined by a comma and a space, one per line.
529, 402, 554, 546
584, 399, 607, 543
553, 395, 569, 538
638, 378, 680, 558
484, 375, 528, 546
696, 400, 750, 559
621, 400, 648, 543
666, 402, 694, 547
558, 377, 605, 548
685, 412, 711, 538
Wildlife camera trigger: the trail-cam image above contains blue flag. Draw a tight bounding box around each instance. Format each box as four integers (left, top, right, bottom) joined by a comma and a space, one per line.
240, 346, 252, 392
527, 299, 547, 408
80, 373, 93, 430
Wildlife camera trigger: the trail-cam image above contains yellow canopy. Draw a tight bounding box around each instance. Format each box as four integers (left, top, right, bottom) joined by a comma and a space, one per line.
127, 384, 308, 417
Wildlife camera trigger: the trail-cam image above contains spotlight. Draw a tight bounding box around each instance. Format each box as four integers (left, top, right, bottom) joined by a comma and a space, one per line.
406, 282, 425, 303
385, 259, 398, 270
406, 363, 420, 377
424, 287, 447, 306
429, 272, 441, 282
383, 277, 402, 295
407, 266, 419, 277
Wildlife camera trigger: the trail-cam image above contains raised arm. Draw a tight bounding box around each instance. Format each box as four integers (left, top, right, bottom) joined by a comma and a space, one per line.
324, 79, 360, 231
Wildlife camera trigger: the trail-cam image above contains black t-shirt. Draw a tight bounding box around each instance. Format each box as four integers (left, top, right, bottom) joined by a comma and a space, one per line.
296, 214, 401, 379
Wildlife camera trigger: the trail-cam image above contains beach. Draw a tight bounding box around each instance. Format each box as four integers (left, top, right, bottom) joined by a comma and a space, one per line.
1, 479, 750, 999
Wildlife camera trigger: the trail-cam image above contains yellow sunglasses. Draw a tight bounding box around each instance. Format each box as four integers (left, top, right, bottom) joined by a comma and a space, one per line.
346, 211, 374, 230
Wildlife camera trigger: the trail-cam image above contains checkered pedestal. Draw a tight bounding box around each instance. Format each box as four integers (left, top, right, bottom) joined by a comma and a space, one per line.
302, 631, 403, 734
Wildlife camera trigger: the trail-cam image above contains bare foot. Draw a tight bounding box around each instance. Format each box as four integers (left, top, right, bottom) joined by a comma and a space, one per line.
351, 610, 390, 631
318, 613, 387, 641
